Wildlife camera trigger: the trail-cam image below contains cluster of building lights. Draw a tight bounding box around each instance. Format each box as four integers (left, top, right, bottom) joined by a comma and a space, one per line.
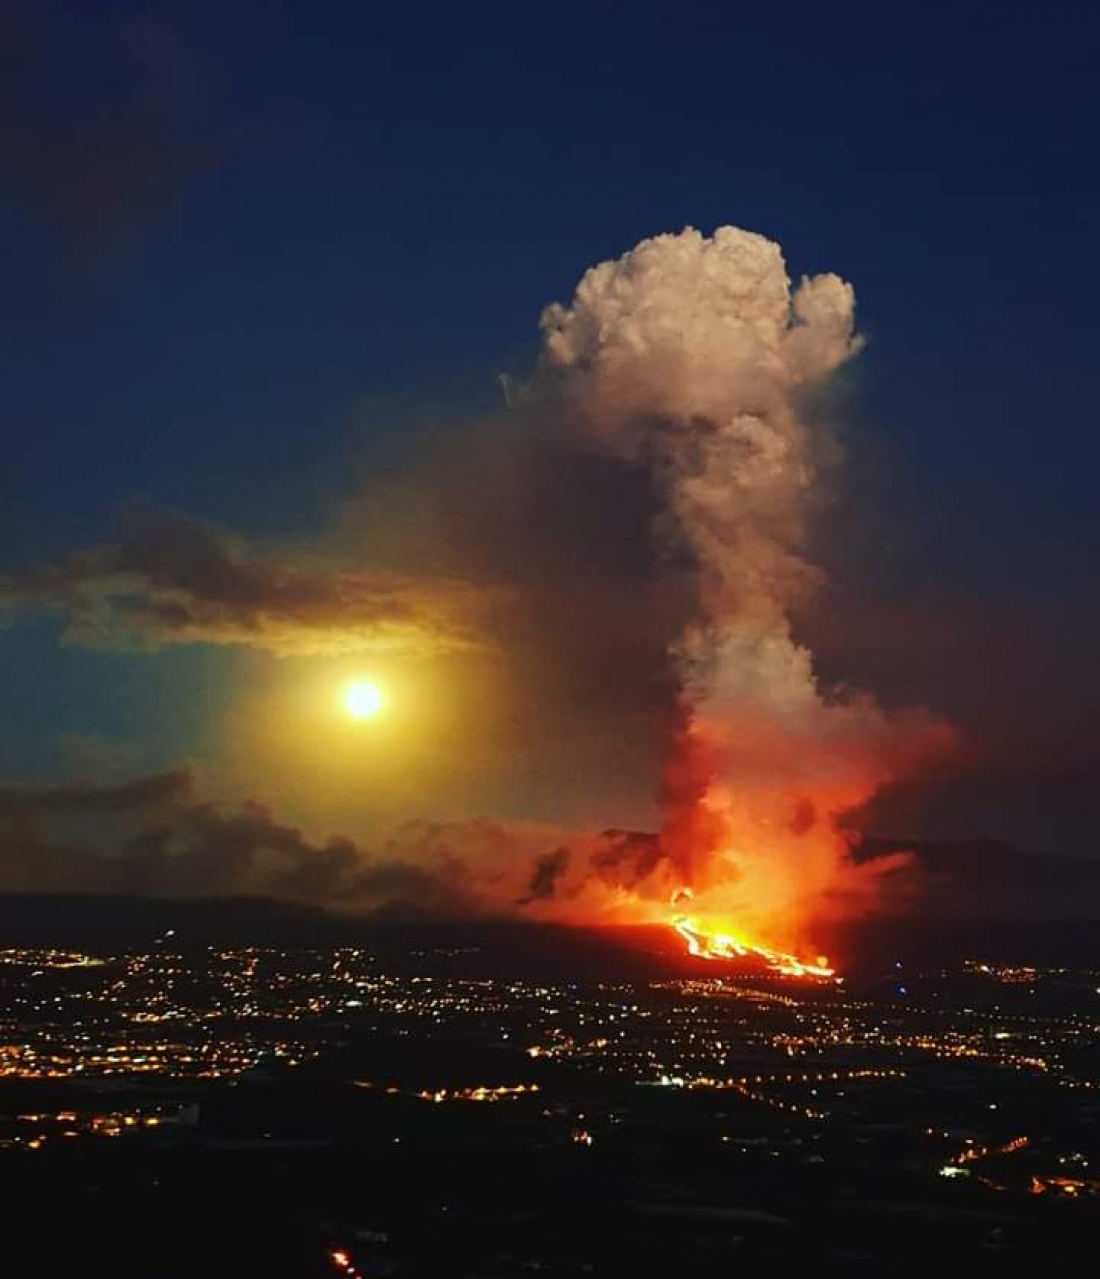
0, 945, 1095, 1195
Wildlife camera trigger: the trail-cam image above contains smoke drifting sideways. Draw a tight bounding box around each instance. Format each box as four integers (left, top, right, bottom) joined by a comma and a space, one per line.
529, 227, 956, 953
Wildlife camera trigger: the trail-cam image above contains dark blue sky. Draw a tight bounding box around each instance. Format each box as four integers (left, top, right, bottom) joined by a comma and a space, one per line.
3, 1, 1099, 852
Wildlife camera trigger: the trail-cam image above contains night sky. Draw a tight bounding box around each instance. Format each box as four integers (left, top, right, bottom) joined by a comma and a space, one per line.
2, 0, 1099, 912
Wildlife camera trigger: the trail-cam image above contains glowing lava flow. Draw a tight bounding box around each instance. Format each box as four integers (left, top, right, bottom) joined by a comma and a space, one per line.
671, 890, 835, 980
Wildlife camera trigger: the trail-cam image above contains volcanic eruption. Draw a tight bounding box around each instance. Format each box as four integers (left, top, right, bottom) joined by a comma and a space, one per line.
0, 227, 954, 969
538, 226, 952, 975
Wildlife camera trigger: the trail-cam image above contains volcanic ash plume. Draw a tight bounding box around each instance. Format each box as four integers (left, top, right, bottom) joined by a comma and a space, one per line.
540, 226, 951, 960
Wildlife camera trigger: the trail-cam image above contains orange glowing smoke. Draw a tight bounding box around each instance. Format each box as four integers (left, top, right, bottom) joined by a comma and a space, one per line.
510, 705, 950, 977
633, 705, 951, 980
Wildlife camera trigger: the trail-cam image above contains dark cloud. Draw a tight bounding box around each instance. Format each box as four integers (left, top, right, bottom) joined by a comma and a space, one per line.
0, 768, 192, 816
518, 846, 570, 903
0, 507, 491, 658
0, 767, 489, 912
588, 829, 664, 887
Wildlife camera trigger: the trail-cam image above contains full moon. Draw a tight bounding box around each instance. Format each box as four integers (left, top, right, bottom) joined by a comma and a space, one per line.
345, 681, 384, 719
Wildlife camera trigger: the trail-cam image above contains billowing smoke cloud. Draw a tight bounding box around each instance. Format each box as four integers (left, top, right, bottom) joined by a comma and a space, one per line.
0, 507, 490, 659
535, 226, 955, 949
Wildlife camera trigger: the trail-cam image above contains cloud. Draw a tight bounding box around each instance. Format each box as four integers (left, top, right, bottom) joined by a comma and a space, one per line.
0, 768, 193, 816
0, 767, 591, 917
0, 767, 464, 909
0, 507, 491, 659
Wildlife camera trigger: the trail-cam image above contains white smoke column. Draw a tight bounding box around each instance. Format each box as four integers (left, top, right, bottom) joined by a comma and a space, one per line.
540, 227, 950, 948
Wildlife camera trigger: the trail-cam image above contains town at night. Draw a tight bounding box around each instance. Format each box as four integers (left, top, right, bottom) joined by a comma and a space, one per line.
0, 916, 1098, 1273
